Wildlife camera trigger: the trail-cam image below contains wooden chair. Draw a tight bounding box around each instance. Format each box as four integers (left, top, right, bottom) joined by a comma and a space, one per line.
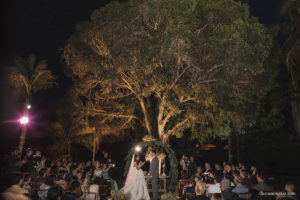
99, 185, 110, 199
83, 192, 99, 200
176, 179, 193, 197
186, 192, 196, 200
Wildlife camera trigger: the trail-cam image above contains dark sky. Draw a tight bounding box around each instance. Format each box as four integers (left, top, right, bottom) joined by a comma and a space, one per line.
0, 0, 284, 153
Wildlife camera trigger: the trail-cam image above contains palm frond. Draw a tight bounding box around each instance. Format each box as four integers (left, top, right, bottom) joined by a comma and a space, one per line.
9, 54, 58, 97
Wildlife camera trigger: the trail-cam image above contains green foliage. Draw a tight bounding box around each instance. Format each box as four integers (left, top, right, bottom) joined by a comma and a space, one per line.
281, 0, 300, 135
64, 0, 272, 143
47, 90, 82, 157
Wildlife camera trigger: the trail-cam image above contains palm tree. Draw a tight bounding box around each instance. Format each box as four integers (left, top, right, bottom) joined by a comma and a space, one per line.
10, 53, 57, 155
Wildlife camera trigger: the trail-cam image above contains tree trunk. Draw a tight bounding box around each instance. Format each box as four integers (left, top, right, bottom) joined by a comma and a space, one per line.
139, 97, 152, 135
236, 134, 240, 163
228, 135, 233, 164
67, 140, 71, 155
18, 126, 27, 157
18, 97, 30, 157
292, 99, 300, 136
92, 133, 96, 165
162, 134, 168, 144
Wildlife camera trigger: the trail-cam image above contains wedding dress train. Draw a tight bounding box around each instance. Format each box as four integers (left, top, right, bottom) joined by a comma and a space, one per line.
123, 156, 150, 200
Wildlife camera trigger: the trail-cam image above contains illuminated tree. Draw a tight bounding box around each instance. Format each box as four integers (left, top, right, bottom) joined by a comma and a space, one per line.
64, 0, 272, 143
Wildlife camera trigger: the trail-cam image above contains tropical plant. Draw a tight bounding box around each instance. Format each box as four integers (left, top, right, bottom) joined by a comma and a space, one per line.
9, 53, 57, 155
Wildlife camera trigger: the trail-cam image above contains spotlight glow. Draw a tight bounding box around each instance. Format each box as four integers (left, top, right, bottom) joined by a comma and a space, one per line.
135, 145, 141, 152
26, 105, 31, 110
19, 116, 29, 125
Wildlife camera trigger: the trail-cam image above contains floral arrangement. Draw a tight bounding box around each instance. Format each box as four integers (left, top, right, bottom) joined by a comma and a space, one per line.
111, 189, 126, 200
157, 153, 166, 161
145, 146, 153, 161
161, 192, 181, 200
142, 135, 156, 142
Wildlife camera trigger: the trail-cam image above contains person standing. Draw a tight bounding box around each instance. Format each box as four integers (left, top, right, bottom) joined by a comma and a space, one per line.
148, 150, 159, 200
188, 156, 197, 175
180, 156, 187, 171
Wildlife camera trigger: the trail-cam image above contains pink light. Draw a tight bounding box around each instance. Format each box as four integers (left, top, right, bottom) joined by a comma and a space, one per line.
19, 116, 29, 125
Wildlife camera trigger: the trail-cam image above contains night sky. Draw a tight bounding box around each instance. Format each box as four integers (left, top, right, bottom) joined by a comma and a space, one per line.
0, 0, 284, 154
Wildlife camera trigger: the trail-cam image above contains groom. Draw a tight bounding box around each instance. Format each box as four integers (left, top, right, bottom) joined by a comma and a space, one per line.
148, 149, 159, 200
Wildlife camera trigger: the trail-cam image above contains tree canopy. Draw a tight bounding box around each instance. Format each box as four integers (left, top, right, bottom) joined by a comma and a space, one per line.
64, 0, 272, 143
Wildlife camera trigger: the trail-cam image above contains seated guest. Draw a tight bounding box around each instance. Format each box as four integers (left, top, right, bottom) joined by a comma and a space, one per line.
93, 161, 101, 176
61, 179, 69, 191
176, 170, 192, 196
102, 163, 118, 190
5, 173, 29, 195
204, 162, 213, 174
62, 181, 82, 200
207, 177, 221, 194
33, 168, 47, 183
39, 175, 56, 200
20, 149, 34, 173
185, 176, 201, 194
181, 170, 190, 180
223, 165, 233, 182
220, 179, 238, 200
84, 161, 92, 175
195, 166, 203, 180
231, 164, 238, 176
214, 163, 223, 179
86, 184, 99, 200
250, 165, 258, 185
232, 176, 249, 199
93, 164, 107, 186
1, 191, 30, 200
222, 162, 227, 169
5, 149, 20, 176
252, 173, 273, 192
188, 156, 197, 176
47, 186, 63, 200
33, 151, 42, 167
284, 182, 298, 200
193, 182, 209, 200
204, 163, 214, 182
238, 163, 246, 171
239, 169, 252, 188
211, 193, 224, 200
64, 166, 76, 182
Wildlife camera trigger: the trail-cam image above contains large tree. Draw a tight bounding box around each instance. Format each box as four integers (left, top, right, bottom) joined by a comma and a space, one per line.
10, 53, 57, 154
281, 0, 300, 135
64, 0, 272, 143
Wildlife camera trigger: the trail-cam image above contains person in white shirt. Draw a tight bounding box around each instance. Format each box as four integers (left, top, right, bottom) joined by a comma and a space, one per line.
180, 155, 187, 171
207, 177, 222, 194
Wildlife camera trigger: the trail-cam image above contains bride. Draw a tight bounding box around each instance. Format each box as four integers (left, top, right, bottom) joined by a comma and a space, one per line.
123, 155, 150, 200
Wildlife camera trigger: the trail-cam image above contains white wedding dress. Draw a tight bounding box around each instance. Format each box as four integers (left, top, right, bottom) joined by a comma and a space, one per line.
123, 156, 150, 200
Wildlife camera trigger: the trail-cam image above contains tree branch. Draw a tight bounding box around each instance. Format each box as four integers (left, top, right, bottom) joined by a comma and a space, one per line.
169, 66, 190, 90
167, 117, 190, 136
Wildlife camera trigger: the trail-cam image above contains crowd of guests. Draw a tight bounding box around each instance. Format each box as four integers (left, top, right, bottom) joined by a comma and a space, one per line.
0, 148, 298, 200
177, 155, 298, 200
1, 148, 117, 200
